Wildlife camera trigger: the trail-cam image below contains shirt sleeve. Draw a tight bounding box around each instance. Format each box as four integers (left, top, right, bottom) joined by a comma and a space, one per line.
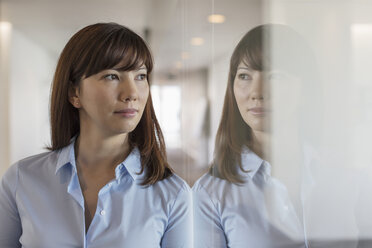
0, 164, 22, 248
161, 185, 192, 248
193, 185, 227, 248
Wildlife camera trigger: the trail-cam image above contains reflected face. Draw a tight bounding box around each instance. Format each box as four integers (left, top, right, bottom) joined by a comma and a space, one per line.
73, 66, 149, 136
233, 61, 270, 133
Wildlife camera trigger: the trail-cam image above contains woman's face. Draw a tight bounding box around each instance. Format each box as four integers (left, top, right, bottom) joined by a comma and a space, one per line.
71, 66, 149, 136
233, 61, 271, 133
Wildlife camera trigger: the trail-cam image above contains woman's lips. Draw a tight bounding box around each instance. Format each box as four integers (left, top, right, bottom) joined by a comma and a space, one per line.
248, 107, 268, 116
114, 108, 138, 117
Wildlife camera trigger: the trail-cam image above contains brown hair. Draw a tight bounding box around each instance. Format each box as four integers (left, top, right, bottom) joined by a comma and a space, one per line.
210, 24, 318, 183
209, 25, 265, 184
49, 23, 172, 185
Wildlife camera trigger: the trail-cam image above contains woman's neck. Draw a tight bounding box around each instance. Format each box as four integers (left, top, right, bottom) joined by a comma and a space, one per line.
251, 130, 271, 162
75, 130, 131, 171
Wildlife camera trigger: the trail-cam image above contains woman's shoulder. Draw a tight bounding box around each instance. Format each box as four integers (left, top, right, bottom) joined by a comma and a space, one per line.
20, 149, 59, 164
154, 171, 190, 195
193, 149, 265, 191
1, 150, 59, 187
144, 171, 191, 208
10, 150, 58, 172
193, 171, 217, 191
192, 171, 237, 198
2, 146, 71, 181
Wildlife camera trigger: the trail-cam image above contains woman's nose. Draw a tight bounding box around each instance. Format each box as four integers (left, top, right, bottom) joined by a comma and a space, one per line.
249, 73, 264, 100
120, 77, 138, 102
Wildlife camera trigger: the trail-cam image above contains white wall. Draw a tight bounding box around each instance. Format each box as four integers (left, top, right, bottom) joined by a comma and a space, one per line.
0, 25, 55, 178
9, 29, 54, 165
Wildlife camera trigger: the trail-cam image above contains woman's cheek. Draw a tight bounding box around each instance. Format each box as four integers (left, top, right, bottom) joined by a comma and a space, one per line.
235, 89, 248, 107
139, 86, 150, 102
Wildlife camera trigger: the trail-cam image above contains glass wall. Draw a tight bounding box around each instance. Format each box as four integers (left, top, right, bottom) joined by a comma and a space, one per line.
1, 0, 372, 246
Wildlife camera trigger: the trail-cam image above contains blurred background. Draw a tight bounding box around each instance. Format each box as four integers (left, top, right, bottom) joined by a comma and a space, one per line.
1, 0, 372, 244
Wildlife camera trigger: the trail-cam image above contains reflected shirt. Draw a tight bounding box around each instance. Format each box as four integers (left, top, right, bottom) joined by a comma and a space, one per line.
192, 148, 307, 248
0, 141, 192, 248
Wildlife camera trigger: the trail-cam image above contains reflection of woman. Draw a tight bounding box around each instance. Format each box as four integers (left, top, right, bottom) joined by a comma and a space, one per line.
0, 23, 191, 247
193, 25, 308, 248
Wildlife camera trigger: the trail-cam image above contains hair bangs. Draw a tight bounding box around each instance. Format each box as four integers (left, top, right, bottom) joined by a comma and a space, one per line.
242, 47, 263, 71
82, 27, 153, 79
114, 40, 153, 73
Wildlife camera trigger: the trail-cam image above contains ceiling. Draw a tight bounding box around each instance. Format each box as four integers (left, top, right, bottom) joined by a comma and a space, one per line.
0, 0, 263, 75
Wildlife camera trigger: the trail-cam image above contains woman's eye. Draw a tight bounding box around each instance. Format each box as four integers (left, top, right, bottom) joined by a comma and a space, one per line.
103, 74, 119, 81
135, 74, 147, 81
238, 73, 252, 80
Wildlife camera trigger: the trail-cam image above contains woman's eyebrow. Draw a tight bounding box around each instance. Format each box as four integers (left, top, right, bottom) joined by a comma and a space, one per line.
237, 66, 252, 71
105, 68, 121, 72
109, 67, 147, 72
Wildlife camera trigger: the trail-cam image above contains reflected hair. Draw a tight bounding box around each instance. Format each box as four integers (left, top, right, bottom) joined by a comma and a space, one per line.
210, 25, 265, 184
49, 22, 172, 185
210, 24, 319, 184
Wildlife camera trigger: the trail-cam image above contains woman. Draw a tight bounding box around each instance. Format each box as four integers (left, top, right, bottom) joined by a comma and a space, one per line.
193, 24, 313, 248
0, 23, 191, 247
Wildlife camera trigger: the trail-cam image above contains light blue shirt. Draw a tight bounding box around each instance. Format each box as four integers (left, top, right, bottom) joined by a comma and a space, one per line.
0, 140, 192, 248
192, 148, 307, 248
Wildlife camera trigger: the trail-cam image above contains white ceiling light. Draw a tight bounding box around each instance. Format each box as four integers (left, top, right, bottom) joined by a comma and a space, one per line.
0, 22, 12, 32
191, 37, 204, 46
208, 14, 226, 24
351, 23, 372, 35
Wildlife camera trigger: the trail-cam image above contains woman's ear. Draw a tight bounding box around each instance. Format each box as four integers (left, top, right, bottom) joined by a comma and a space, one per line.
68, 82, 81, 109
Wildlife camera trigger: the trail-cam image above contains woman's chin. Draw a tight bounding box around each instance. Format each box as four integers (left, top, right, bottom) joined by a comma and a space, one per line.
244, 118, 270, 133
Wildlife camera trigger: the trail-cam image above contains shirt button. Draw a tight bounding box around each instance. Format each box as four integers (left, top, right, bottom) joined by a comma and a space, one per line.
108, 182, 113, 187
100, 210, 106, 216
119, 165, 123, 170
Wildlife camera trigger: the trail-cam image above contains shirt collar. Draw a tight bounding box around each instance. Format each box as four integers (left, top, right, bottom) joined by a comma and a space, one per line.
55, 140, 77, 174
240, 146, 270, 179
55, 138, 143, 181
118, 147, 142, 181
